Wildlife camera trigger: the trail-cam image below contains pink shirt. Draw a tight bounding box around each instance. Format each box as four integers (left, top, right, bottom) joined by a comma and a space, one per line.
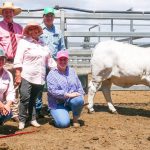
0, 69, 15, 104
0, 20, 23, 59
14, 37, 56, 85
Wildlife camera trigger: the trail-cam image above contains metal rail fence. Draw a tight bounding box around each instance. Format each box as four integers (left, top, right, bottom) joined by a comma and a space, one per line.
1, 9, 150, 91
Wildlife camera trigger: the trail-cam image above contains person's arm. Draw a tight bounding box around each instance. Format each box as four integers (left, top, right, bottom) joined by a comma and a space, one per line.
47, 54, 57, 69
3, 101, 12, 115
13, 39, 25, 85
15, 68, 22, 85
47, 72, 67, 100
3, 72, 15, 115
5, 72, 15, 104
0, 101, 5, 114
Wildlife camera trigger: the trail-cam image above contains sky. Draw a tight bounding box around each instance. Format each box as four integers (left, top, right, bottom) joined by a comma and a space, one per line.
1, 0, 150, 44
1, 0, 150, 11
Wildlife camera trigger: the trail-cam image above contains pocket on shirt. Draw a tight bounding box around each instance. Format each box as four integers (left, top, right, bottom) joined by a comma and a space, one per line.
0, 35, 10, 44
0, 80, 9, 93
53, 34, 59, 45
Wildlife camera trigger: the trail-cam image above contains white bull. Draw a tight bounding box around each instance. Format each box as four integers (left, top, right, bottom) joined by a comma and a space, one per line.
88, 40, 150, 113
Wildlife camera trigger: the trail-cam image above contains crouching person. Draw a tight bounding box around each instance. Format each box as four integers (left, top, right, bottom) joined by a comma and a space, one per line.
47, 50, 85, 128
0, 49, 15, 125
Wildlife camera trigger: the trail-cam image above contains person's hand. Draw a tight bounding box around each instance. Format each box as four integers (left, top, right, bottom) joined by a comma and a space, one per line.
2, 108, 9, 116
65, 92, 81, 98
15, 74, 21, 86
15, 68, 22, 86
4, 104, 11, 115
0, 102, 5, 114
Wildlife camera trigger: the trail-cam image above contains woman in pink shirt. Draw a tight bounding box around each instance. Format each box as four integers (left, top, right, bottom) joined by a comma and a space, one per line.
0, 48, 15, 125
14, 22, 55, 130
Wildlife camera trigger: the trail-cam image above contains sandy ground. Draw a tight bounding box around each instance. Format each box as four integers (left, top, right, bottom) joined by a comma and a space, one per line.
0, 91, 150, 150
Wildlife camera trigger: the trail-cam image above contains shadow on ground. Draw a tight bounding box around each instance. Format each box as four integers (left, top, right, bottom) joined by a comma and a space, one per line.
0, 125, 18, 135
94, 103, 150, 118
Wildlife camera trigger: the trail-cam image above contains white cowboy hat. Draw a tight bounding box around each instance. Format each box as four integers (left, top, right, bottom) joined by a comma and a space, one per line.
0, 2, 22, 16
23, 21, 43, 37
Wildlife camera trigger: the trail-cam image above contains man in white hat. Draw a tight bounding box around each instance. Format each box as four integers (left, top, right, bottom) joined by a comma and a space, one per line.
0, 2, 23, 122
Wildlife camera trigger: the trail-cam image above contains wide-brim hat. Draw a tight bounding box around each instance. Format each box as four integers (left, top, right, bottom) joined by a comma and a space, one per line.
0, 2, 22, 16
23, 22, 43, 37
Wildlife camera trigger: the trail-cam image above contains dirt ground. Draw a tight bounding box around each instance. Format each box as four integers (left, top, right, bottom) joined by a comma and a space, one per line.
0, 91, 150, 150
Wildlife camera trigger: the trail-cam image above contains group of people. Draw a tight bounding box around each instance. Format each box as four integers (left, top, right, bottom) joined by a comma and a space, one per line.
0, 2, 85, 130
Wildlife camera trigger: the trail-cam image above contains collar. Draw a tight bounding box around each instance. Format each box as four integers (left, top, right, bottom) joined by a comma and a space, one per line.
54, 66, 69, 75
41, 23, 55, 31
3, 20, 14, 26
25, 37, 44, 45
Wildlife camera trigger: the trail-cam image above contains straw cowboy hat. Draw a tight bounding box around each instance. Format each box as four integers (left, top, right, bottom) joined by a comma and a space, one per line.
0, 2, 22, 16
23, 21, 43, 37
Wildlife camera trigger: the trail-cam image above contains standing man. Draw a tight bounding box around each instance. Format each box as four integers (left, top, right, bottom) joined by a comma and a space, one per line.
0, 2, 23, 122
36, 7, 66, 117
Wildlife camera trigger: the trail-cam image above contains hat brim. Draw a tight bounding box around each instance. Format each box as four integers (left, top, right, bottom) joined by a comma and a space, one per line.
23, 25, 43, 37
57, 55, 69, 59
0, 7, 22, 16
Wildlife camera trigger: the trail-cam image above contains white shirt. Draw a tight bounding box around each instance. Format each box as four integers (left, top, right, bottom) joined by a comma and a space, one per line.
14, 37, 56, 85
0, 69, 15, 104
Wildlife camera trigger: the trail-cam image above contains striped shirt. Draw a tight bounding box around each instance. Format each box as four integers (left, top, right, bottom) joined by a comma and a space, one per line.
47, 66, 85, 108
0, 20, 23, 59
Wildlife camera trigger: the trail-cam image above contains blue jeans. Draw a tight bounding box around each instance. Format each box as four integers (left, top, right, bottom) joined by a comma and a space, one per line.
50, 96, 84, 128
0, 112, 12, 124
36, 91, 43, 113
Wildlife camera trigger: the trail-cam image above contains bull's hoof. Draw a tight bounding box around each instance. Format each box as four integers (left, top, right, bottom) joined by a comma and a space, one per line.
88, 110, 95, 114
83, 102, 89, 107
87, 108, 95, 114
109, 110, 118, 114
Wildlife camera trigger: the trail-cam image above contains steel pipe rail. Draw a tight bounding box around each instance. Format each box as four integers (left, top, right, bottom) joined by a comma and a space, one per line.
64, 32, 150, 37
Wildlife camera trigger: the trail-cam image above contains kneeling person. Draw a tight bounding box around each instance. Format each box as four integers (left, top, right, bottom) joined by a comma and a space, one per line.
47, 50, 85, 128
0, 49, 15, 125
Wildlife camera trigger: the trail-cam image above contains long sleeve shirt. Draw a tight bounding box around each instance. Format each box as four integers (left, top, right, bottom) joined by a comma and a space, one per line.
47, 66, 85, 109
0, 69, 15, 104
14, 37, 55, 85
0, 20, 23, 59
40, 24, 66, 59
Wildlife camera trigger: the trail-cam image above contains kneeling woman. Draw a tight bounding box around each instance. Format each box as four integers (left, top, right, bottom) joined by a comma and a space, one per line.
14, 22, 55, 130
0, 49, 15, 125
47, 50, 85, 128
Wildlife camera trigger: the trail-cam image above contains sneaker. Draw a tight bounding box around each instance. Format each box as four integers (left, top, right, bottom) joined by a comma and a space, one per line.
73, 122, 80, 128
30, 120, 41, 127
19, 122, 25, 130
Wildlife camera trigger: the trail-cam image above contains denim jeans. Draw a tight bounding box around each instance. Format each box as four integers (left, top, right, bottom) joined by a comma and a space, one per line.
50, 96, 84, 128
0, 112, 12, 124
36, 91, 43, 113
19, 78, 43, 122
